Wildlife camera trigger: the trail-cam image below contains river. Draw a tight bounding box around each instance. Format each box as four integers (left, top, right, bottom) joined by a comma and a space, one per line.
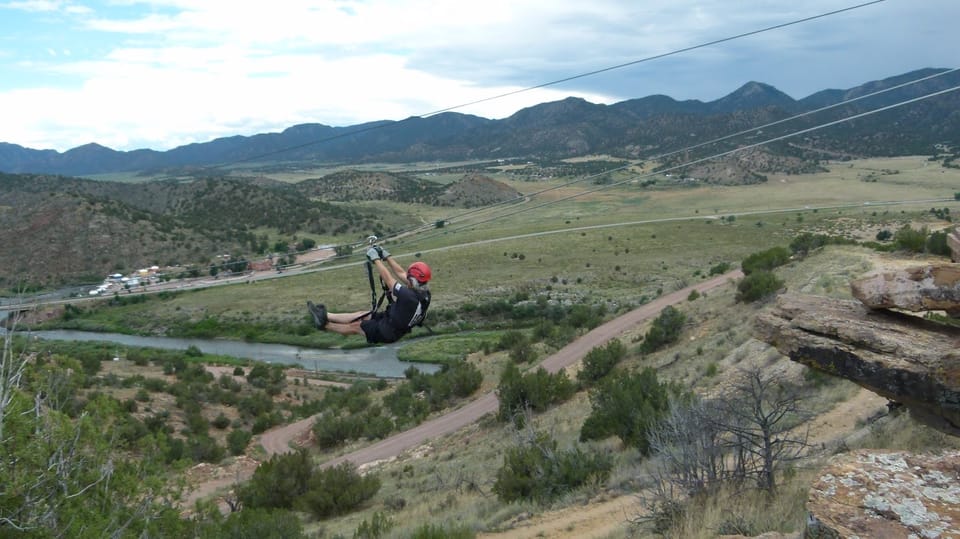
6, 329, 439, 378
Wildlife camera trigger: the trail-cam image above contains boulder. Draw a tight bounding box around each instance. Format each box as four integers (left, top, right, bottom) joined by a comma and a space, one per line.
949, 229, 960, 262
806, 450, 960, 538
850, 265, 960, 317
754, 294, 960, 435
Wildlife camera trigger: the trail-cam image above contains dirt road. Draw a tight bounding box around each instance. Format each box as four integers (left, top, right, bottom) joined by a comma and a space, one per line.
259, 270, 743, 467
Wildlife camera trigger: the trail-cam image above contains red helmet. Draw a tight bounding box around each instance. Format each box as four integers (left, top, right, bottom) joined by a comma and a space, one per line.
407, 261, 432, 284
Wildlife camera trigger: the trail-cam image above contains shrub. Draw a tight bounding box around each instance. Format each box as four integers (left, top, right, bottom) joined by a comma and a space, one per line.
639, 306, 686, 354
927, 230, 952, 256
708, 262, 731, 275
239, 450, 313, 509
741, 246, 791, 275
893, 225, 928, 253
493, 432, 612, 503
212, 413, 230, 430
410, 523, 475, 539
227, 428, 252, 456
789, 233, 829, 256
497, 363, 575, 422
295, 463, 380, 519
354, 512, 393, 539
577, 339, 627, 384
736, 271, 784, 303
580, 367, 681, 453
197, 508, 304, 538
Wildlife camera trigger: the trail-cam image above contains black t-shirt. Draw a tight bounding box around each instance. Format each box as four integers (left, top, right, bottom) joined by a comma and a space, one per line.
385, 281, 430, 331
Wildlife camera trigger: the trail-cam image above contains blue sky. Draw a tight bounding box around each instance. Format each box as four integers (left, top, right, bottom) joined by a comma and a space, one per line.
0, 0, 956, 152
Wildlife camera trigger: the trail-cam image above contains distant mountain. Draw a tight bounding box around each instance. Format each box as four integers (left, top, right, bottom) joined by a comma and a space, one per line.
1, 68, 957, 177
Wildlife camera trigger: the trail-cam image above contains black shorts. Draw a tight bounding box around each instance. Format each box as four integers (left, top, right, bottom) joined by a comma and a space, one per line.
360, 312, 407, 344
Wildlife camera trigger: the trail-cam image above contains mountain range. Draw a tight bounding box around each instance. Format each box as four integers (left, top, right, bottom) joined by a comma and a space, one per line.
1, 68, 958, 177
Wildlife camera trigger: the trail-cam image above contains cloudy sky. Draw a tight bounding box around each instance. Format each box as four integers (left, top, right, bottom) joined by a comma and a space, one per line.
0, 0, 955, 153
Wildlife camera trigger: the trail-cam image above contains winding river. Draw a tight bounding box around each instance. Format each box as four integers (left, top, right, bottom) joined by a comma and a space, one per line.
6, 328, 439, 377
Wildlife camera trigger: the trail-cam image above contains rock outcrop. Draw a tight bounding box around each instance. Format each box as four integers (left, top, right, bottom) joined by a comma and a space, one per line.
756, 261, 960, 538
754, 293, 960, 435
949, 229, 960, 262
851, 265, 960, 316
806, 450, 960, 538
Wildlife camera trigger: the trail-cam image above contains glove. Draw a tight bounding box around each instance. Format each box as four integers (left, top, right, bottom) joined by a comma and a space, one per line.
377, 245, 390, 259
366, 247, 380, 262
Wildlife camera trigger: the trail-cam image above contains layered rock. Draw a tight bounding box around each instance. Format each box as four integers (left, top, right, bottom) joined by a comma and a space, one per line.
754, 294, 960, 435
851, 265, 960, 317
807, 450, 960, 538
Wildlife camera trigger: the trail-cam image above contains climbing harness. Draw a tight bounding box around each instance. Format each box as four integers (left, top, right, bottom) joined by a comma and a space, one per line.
349, 235, 432, 334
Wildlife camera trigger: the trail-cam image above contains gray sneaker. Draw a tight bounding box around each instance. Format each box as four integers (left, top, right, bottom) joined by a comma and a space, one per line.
307, 301, 327, 329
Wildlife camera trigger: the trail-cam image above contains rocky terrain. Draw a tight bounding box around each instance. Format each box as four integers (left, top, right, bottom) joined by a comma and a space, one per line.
755, 242, 960, 537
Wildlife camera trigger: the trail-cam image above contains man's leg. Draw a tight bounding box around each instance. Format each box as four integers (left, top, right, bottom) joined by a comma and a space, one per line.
323, 319, 366, 337
312, 308, 370, 337
327, 310, 371, 324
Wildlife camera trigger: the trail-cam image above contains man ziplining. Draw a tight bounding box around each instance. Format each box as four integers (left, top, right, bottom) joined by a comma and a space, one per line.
307, 244, 431, 344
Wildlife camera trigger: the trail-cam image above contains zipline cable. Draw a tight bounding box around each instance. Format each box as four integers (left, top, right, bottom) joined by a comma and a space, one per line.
403, 84, 960, 246
373, 67, 960, 246
189, 0, 887, 172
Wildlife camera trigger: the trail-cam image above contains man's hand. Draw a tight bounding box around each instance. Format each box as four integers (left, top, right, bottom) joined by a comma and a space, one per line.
377, 245, 390, 259
366, 247, 381, 262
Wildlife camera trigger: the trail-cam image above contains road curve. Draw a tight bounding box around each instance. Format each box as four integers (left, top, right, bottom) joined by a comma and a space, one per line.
312, 269, 744, 469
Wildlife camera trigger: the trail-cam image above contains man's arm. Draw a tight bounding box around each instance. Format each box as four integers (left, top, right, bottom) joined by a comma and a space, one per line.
372, 259, 398, 290
382, 253, 408, 282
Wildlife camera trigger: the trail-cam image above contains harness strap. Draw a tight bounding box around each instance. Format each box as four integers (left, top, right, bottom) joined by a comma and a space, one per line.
350, 259, 390, 323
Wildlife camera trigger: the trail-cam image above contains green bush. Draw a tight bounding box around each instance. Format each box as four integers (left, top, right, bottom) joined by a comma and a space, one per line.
497, 363, 575, 422
927, 230, 952, 256
580, 367, 681, 454
577, 339, 627, 384
894, 225, 928, 253
239, 450, 313, 510
409, 523, 475, 539
639, 306, 686, 354
194, 508, 305, 538
227, 428, 253, 456
295, 463, 380, 519
708, 262, 731, 276
789, 233, 829, 256
493, 432, 612, 503
741, 246, 791, 275
736, 271, 784, 303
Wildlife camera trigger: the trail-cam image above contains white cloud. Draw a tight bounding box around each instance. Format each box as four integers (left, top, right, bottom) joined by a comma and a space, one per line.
1, 0, 63, 12
1, 0, 957, 152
